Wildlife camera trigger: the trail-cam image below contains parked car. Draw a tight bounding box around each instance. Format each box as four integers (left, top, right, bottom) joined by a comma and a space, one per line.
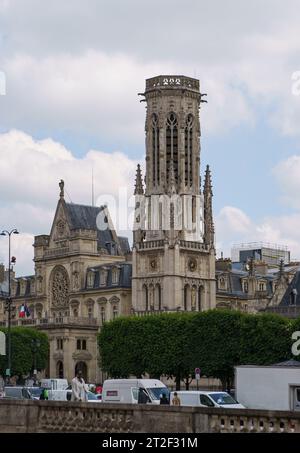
170, 390, 245, 409
4, 386, 42, 400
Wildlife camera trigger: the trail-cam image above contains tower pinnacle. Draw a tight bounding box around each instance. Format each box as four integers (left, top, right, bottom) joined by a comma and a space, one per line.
203, 165, 214, 247
134, 164, 144, 195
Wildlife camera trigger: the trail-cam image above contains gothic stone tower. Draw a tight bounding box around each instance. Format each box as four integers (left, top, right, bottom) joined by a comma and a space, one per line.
132, 75, 216, 312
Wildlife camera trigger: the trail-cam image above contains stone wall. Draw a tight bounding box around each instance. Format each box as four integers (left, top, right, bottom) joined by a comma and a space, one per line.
1, 399, 300, 433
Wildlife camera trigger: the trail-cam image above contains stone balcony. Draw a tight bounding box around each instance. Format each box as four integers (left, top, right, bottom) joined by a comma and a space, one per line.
8, 316, 99, 328
145, 75, 200, 93
43, 247, 70, 259
137, 239, 208, 252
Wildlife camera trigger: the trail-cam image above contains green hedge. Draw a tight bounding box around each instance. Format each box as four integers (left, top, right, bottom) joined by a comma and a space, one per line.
98, 309, 294, 389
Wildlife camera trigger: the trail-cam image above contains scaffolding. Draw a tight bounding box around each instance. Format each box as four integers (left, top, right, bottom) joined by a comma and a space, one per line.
231, 242, 290, 266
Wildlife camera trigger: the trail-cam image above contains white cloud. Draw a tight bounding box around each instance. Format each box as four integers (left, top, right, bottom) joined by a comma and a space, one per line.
3, 2, 300, 142
272, 155, 300, 209
215, 206, 300, 260
0, 129, 138, 275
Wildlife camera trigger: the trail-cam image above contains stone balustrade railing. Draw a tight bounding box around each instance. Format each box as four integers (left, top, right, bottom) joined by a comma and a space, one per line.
1, 399, 300, 433
44, 247, 70, 258
9, 316, 98, 328
138, 240, 165, 250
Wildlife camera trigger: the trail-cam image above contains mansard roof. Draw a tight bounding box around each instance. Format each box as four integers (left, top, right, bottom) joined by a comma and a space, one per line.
65, 203, 103, 231
85, 262, 132, 290
280, 270, 300, 306
65, 202, 130, 256
216, 268, 274, 298
12, 275, 35, 298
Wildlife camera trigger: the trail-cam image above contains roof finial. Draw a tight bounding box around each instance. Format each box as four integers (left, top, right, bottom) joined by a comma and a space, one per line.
59, 179, 64, 198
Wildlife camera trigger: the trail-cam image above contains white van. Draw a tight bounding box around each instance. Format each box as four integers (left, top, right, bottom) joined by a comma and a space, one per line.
170, 391, 245, 409
40, 378, 68, 391
102, 379, 169, 404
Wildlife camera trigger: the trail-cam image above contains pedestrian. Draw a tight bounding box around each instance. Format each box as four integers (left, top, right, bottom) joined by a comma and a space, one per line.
171, 392, 181, 406
39, 387, 49, 400
95, 383, 103, 395
159, 393, 169, 405
71, 370, 88, 402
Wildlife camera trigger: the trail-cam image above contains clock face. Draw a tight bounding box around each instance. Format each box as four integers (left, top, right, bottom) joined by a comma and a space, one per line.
188, 258, 197, 272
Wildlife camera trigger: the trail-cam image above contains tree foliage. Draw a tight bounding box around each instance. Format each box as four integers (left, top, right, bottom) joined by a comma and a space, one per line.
98, 309, 294, 389
0, 327, 49, 377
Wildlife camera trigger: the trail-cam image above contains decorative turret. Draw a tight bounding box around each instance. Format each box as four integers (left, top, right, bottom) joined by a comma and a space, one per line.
134, 164, 144, 195
203, 165, 214, 247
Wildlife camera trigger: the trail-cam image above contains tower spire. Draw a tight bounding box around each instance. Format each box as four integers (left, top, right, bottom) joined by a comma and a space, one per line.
134, 164, 144, 195
203, 165, 214, 247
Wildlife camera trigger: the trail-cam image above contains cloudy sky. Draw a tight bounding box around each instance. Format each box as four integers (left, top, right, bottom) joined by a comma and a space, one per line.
1, 0, 300, 275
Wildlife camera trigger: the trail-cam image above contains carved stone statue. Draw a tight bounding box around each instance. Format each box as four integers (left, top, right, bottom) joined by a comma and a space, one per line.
59, 179, 64, 198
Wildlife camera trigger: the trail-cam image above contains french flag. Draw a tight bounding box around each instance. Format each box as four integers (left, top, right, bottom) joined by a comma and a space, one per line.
19, 304, 25, 318
19, 304, 31, 318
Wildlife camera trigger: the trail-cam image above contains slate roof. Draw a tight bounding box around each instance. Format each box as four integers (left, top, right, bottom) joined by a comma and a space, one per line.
216, 268, 274, 298
280, 271, 300, 306
65, 202, 130, 256
13, 276, 35, 298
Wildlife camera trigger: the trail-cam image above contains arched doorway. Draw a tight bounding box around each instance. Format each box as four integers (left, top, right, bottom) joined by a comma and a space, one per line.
75, 361, 88, 382
56, 361, 64, 378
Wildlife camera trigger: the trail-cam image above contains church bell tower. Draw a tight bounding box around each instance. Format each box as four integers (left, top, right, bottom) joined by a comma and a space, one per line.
132, 75, 216, 312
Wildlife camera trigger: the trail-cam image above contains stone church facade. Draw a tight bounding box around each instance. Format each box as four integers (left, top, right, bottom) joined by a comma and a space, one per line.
0, 75, 216, 383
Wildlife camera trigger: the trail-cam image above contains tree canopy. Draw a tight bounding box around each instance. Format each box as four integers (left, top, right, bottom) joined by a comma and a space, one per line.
98, 309, 294, 389
0, 327, 49, 378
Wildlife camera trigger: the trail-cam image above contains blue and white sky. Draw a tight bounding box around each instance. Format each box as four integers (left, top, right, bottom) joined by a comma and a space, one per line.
1, 0, 300, 275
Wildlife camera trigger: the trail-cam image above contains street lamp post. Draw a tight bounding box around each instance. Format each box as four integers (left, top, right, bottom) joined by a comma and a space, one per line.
1, 229, 19, 384
31, 338, 41, 386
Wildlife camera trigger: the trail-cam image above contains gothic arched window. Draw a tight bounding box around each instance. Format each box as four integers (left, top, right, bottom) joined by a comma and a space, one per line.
152, 114, 160, 187
100, 306, 106, 325
113, 305, 118, 319
185, 114, 193, 187
143, 285, 148, 311
166, 112, 178, 185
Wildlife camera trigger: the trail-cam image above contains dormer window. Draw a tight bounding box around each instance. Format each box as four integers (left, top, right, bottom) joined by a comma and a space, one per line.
20, 279, 27, 296
87, 271, 95, 288
258, 282, 266, 292
218, 276, 226, 291
111, 268, 119, 285
243, 281, 248, 293
100, 270, 108, 286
